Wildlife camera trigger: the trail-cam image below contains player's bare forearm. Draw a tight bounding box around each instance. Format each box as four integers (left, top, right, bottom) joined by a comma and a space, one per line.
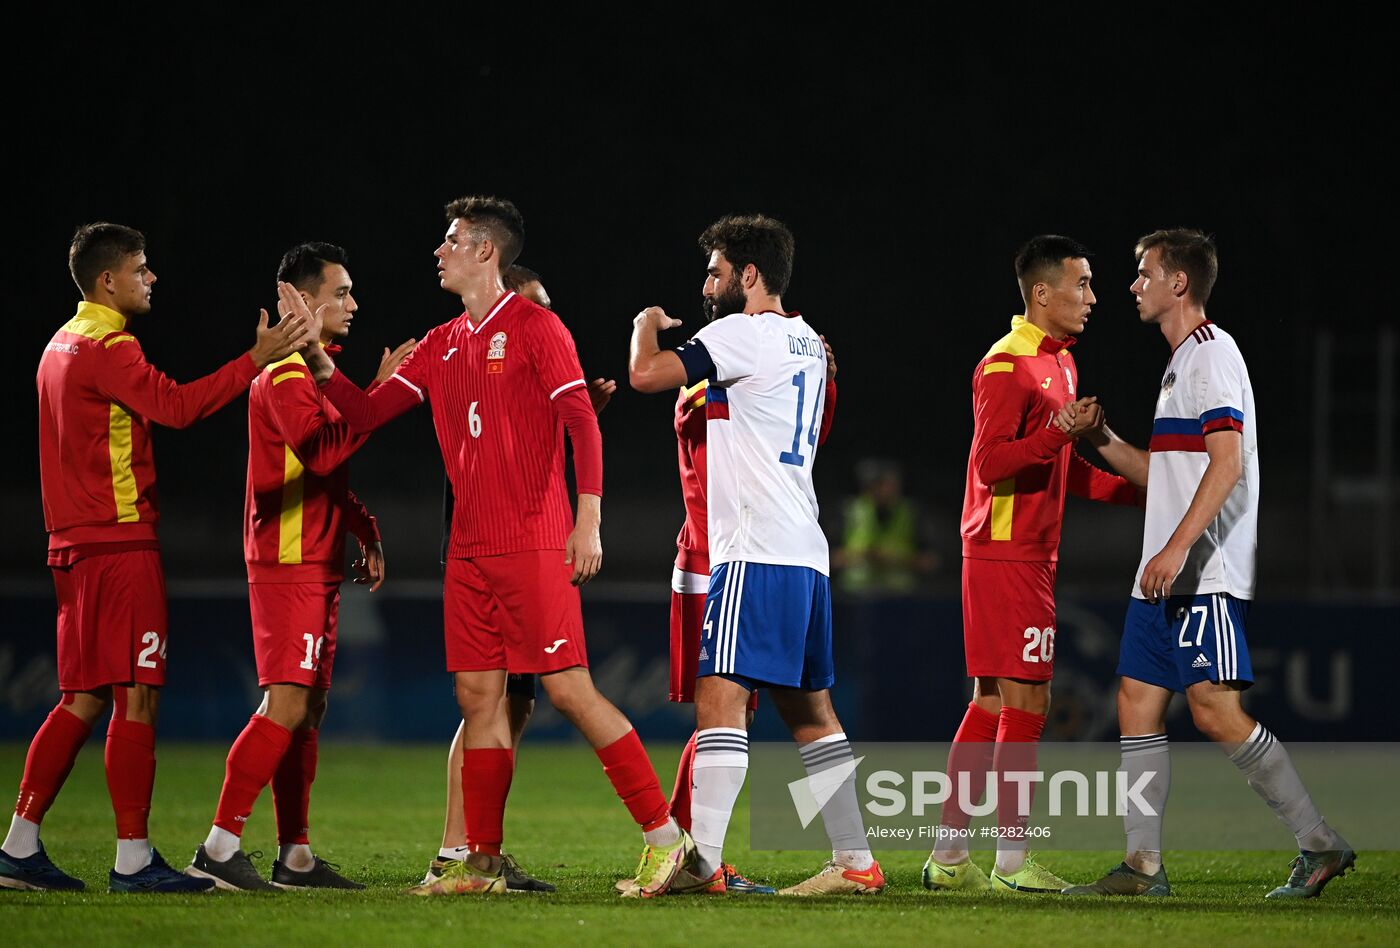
629, 306, 687, 392
1140, 431, 1242, 600
1089, 425, 1149, 489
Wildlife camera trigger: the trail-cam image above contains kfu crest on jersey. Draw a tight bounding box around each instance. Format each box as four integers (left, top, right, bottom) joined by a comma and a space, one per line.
487, 331, 507, 374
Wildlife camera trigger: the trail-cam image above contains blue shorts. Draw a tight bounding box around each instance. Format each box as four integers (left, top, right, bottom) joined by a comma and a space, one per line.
1118, 593, 1254, 693
697, 561, 834, 692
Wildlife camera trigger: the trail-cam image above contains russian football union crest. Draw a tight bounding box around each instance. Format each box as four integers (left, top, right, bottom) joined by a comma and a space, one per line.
1161, 370, 1176, 397
487, 331, 507, 373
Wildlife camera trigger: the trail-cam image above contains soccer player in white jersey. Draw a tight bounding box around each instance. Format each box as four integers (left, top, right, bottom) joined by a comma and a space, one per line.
629, 213, 882, 896
1063, 229, 1354, 899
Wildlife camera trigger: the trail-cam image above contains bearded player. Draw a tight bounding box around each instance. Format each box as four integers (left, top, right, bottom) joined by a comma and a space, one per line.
638, 299, 838, 896
631, 213, 881, 896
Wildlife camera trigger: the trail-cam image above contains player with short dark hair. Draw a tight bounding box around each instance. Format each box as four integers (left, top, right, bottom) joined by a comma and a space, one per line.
922, 235, 1138, 895
1064, 229, 1354, 900
630, 212, 883, 897
423, 266, 613, 893
186, 243, 413, 891
294, 196, 691, 897
0, 223, 307, 893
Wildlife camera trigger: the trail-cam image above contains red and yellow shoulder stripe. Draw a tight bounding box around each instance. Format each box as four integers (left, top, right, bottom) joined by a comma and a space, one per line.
681, 379, 708, 412
980, 315, 1046, 374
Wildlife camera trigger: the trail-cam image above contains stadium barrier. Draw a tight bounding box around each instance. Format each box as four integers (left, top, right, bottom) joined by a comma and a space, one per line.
0, 586, 1388, 743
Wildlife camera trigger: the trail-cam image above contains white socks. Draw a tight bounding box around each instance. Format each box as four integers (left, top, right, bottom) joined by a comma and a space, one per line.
691, 728, 749, 877
1229, 722, 1347, 852
203, 825, 242, 862
1121, 733, 1170, 875
438, 845, 470, 861
114, 838, 152, 875
642, 817, 681, 848
3, 814, 40, 858
799, 733, 873, 871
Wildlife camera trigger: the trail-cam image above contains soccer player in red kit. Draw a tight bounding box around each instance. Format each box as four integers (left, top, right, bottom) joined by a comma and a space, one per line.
1, 223, 307, 893
921, 235, 1137, 894
186, 243, 413, 891
294, 196, 691, 897
425, 265, 613, 892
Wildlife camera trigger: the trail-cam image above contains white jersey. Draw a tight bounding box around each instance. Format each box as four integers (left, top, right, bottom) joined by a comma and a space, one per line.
684, 311, 830, 574
1134, 321, 1258, 600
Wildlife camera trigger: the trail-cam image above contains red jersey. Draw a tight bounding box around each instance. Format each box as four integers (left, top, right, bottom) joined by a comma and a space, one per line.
673, 377, 838, 575
960, 316, 1135, 563
243, 350, 380, 583
37, 301, 260, 562
321, 291, 603, 558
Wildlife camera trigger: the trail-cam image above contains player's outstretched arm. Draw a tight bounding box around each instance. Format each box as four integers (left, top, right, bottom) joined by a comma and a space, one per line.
1139, 430, 1243, 600
96, 306, 307, 431
628, 306, 688, 393
1084, 425, 1149, 489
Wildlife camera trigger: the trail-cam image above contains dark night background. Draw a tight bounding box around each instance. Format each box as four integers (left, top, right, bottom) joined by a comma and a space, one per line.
4, 9, 1395, 599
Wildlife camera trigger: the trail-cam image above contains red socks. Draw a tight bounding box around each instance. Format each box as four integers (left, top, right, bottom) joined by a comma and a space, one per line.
214, 715, 293, 835
272, 728, 319, 845
993, 706, 1046, 841
14, 705, 92, 824
597, 729, 670, 832
462, 748, 514, 855
939, 702, 1000, 833
668, 730, 698, 833
105, 718, 157, 839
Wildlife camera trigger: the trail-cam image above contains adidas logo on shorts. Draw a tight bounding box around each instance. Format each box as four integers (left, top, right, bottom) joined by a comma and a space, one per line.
698, 647, 709, 661
1192, 653, 1212, 669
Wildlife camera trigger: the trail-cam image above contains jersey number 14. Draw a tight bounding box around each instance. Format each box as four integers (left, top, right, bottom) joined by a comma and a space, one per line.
778, 372, 822, 467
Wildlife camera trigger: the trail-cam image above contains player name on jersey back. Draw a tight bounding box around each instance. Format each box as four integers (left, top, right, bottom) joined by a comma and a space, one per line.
685, 311, 830, 575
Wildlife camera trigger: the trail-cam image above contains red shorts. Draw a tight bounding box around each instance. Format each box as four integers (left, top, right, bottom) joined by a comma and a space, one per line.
669, 567, 757, 709
444, 550, 587, 674
962, 557, 1058, 681
52, 550, 168, 692
248, 582, 340, 688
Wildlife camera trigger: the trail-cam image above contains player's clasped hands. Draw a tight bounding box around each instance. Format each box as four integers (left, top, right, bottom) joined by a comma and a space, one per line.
1054, 396, 1106, 439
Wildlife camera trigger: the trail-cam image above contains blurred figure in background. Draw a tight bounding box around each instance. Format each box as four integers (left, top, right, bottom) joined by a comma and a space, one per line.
834, 459, 939, 594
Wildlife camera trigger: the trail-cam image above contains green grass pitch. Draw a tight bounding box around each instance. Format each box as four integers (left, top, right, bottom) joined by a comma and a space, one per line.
2, 741, 1396, 946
